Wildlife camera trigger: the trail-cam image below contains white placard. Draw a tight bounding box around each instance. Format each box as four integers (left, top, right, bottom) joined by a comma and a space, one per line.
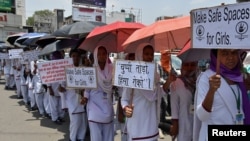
113, 60, 155, 91
37, 58, 73, 84
8, 49, 23, 59
65, 67, 97, 89
191, 2, 250, 49
23, 50, 40, 62
0, 53, 9, 59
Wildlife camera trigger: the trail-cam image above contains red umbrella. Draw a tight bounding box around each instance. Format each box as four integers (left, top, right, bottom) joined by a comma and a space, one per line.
78, 21, 145, 53
123, 16, 190, 53
177, 39, 210, 62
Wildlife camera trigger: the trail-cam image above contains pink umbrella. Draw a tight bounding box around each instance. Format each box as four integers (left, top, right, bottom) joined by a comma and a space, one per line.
78, 21, 145, 53
177, 39, 210, 62
123, 16, 190, 53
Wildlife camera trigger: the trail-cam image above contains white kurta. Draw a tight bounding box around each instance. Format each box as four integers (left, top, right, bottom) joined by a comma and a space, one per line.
194, 69, 244, 141
170, 78, 193, 141
85, 86, 114, 123
121, 84, 164, 141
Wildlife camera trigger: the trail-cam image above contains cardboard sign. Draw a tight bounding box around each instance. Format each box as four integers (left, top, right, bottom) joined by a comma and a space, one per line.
0, 53, 9, 59
37, 58, 73, 84
191, 2, 250, 49
8, 49, 23, 59
23, 50, 40, 62
113, 60, 156, 91
65, 67, 97, 89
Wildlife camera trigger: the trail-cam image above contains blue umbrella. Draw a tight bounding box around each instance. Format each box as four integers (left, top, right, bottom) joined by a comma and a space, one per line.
14, 33, 47, 47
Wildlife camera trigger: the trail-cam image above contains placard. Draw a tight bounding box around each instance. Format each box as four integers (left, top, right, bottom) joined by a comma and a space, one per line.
0, 53, 9, 59
65, 67, 97, 89
113, 60, 155, 91
37, 58, 73, 84
22, 50, 40, 62
8, 49, 23, 59
191, 2, 250, 49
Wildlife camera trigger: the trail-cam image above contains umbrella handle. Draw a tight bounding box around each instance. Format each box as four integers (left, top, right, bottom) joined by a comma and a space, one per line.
216, 51, 220, 74
129, 88, 134, 106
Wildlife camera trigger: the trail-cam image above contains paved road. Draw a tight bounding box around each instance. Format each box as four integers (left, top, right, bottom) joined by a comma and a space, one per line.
0, 78, 171, 141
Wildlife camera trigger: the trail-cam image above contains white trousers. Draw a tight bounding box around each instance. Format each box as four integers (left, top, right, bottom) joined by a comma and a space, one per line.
69, 112, 87, 141
49, 95, 64, 121
9, 74, 15, 87
43, 92, 51, 115
35, 92, 45, 115
21, 85, 29, 104
89, 121, 114, 141
15, 78, 21, 97
4, 74, 10, 87
28, 89, 36, 108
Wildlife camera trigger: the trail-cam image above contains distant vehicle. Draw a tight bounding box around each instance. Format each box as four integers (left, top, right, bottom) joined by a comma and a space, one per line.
154, 53, 182, 76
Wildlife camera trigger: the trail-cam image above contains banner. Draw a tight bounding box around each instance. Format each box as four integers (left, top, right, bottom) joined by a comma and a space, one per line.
65, 67, 97, 89
22, 50, 40, 62
72, 7, 106, 23
191, 2, 250, 49
72, 0, 106, 8
0, 52, 8, 59
0, 0, 12, 12
37, 58, 73, 84
8, 49, 23, 59
113, 60, 156, 91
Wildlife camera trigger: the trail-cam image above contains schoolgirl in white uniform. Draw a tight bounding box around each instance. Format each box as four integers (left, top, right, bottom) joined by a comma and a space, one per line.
83, 46, 114, 141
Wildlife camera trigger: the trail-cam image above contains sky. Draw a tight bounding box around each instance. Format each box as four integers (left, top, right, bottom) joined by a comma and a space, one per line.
26, 0, 237, 25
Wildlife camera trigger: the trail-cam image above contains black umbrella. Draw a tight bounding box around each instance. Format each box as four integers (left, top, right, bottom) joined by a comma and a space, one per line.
35, 35, 71, 48
6, 33, 26, 46
0, 41, 12, 52
40, 38, 79, 55
52, 24, 74, 37
68, 21, 106, 37
52, 21, 106, 38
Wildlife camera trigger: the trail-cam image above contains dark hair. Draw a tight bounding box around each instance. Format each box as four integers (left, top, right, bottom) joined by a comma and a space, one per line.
143, 45, 154, 52
69, 48, 81, 57
98, 46, 107, 54
211, 49, 218, 58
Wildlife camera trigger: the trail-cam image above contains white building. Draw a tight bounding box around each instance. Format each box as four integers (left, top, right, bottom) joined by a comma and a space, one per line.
106, 9, 140, 24
0, 13, 27, 41
15, 0, 26, 26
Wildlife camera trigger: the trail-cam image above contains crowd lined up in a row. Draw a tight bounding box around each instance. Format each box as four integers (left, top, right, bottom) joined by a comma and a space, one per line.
1, 44, 250, 141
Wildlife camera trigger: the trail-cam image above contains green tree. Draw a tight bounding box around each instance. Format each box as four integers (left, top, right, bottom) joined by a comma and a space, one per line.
26, 9, 54, 26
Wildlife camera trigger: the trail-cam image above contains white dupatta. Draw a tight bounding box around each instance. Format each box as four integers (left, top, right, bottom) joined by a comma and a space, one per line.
135, 43, 162, 123
93, 46, 113, 96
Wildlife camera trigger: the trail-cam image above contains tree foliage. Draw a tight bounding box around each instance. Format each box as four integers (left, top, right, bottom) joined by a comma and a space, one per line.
26, 9, 54, 26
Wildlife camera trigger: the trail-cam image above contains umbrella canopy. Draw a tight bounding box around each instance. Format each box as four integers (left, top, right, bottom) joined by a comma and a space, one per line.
39, 38, 79, 55
69, 21, 106, 37
177, 40, 210, 62
52, 24, 74, 37
52, 21, 106, 38
78, 21, 145, 53
14, 33, 47, 47
0, 41, 12, 52
35, 35, 71, 48
22, 34, 49, 47
6, 32, 26, 46
123, 16, 190, 53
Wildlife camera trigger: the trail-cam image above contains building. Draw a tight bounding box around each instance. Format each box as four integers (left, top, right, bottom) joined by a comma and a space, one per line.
15, 0, 26, 26
0, 0, 27, 41
106, 9, 141, 24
